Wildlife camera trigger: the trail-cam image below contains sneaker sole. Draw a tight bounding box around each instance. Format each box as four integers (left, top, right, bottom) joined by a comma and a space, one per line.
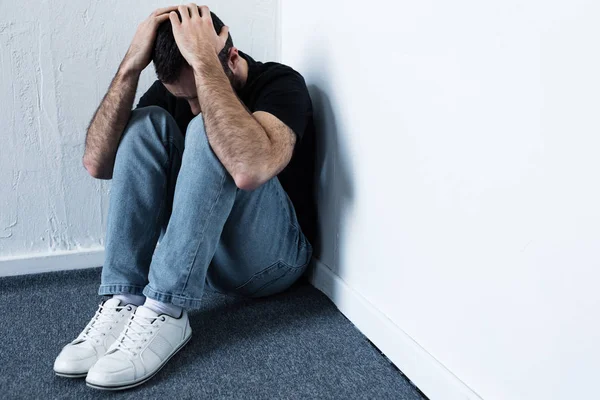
55, 371, 88, 379
85, 332, 192, 391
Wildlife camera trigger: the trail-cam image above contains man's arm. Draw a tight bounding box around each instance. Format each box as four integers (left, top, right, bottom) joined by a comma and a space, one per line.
83, 68, 139, 179
83, 7, 177, 179
194, 58, 295, 191
169, 5, 297, 191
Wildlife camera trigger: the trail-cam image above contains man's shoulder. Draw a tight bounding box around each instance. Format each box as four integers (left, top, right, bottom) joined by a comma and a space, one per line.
242, 51, 305, 86
254, 60, 305, 84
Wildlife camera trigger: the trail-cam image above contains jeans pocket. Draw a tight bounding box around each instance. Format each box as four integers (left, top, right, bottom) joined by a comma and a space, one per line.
234, 260, 308, 298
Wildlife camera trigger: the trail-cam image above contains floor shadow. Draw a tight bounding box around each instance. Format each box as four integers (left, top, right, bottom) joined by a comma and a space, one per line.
143, 281, 335, 388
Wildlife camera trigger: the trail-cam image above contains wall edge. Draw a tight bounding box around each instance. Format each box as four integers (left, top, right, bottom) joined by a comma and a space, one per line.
309, 258, 483, 400
0, 247, 104, 277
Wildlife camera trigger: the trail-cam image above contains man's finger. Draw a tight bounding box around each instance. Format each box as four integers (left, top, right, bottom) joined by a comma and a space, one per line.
153, 5, 179, 17
199, 5, 210, 20
219, 25, 229, 40
178, 5, 190, 21
155, 13, 171, 24
188, 3, 200, 18
169, 11, 181, 27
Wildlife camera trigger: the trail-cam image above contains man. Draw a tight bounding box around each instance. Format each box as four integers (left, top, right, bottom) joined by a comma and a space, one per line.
53, 4, 316, 391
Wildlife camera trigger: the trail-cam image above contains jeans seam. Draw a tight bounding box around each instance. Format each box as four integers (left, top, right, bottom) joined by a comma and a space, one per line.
281, 251, 313, 270
157, 137, 181, 227
272, 178, 300, 233
146, 108, 178, 150
180, 170, 227, 296
292, 223, 312, 250
147, 139, 171, 257
166, 136, 184, 158
249, 263, 296, 297
99, 284, 147, 289
234, 260, 283, 291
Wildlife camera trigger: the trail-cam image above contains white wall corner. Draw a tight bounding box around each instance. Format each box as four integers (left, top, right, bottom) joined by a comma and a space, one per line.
309, 258, 483, 400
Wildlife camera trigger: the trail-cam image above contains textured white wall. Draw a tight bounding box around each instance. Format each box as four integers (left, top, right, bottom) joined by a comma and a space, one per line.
0, 0, 278, 261
282, 1, 600, 399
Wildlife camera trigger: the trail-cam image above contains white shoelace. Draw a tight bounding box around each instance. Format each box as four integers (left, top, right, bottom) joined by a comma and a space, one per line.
80, 302, 131, 343
115, 313, 165, 357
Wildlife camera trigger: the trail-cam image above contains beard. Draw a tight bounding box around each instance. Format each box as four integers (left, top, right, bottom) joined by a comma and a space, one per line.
222, 64, 243, 91
230, 73, 244, 91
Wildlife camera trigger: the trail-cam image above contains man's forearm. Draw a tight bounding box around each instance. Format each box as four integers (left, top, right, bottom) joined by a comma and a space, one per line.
83, 65, 140, 179
192, 51, 272, 187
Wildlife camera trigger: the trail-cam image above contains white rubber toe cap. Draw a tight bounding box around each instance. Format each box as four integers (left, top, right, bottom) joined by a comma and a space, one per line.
85, 353, 136, 386
53, 343, 99, 375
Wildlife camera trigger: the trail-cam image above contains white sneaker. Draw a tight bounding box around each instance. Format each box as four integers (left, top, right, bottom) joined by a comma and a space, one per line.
85, 305, 192, 390
53, 297, 137, 378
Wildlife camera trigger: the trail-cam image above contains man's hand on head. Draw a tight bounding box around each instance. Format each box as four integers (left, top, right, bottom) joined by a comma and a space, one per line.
169, 4, 229, 70
121, 6, 179, 75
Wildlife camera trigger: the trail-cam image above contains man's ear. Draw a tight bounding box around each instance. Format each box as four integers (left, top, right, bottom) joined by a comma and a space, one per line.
228, 47, 240, 70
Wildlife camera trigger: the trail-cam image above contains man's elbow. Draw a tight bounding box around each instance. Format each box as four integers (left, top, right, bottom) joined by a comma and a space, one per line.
82, 157, 112, 180
233, 168, 267, 191
233, 173, 261, 191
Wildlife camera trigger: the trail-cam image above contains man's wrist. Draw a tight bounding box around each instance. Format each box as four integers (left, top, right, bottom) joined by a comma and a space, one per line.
191, 49, 222, 79
118, 58, 144, 79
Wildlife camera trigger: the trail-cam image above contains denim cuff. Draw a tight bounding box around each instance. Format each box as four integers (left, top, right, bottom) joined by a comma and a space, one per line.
142, 285, 203, 309
98, 284, 146, 297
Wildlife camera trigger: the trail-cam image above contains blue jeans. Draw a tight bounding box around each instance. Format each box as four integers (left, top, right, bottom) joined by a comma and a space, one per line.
98, 106, 313, 309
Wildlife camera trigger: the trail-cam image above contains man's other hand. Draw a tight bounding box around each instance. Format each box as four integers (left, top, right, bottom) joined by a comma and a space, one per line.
121, 6, 179, 74
169, 4, 229, 69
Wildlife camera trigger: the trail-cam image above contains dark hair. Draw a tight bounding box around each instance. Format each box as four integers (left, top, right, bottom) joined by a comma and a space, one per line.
152, 9, 234, 83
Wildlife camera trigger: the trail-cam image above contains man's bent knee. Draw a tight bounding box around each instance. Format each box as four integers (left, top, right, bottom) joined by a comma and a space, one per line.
130, 105, 170, 120
119, 106, 181, 150
183, 114, 218, 158
183, 113, 209, 145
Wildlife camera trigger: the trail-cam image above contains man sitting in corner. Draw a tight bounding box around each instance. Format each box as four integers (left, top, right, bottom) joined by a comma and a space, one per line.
53, 4, 316, 390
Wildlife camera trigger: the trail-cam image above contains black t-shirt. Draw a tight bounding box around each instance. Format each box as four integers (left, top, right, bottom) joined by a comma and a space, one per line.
135, 51, 317, 246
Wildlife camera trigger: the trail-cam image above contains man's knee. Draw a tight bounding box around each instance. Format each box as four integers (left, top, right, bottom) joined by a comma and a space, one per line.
184, 114, 210, 145
128, 105, 171, 127
183, 114, 218, 159
119, 106, 180, 150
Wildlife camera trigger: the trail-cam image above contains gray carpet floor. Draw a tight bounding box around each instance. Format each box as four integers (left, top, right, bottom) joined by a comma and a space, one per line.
0, 267, 425, 399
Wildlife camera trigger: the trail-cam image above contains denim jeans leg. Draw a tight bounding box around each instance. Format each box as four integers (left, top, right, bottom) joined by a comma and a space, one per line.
98, 106, 184, 297
206, 176, 313, 299
142, 114, 239, 308
142, 113, 313, 308
102, 109, 311, 309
